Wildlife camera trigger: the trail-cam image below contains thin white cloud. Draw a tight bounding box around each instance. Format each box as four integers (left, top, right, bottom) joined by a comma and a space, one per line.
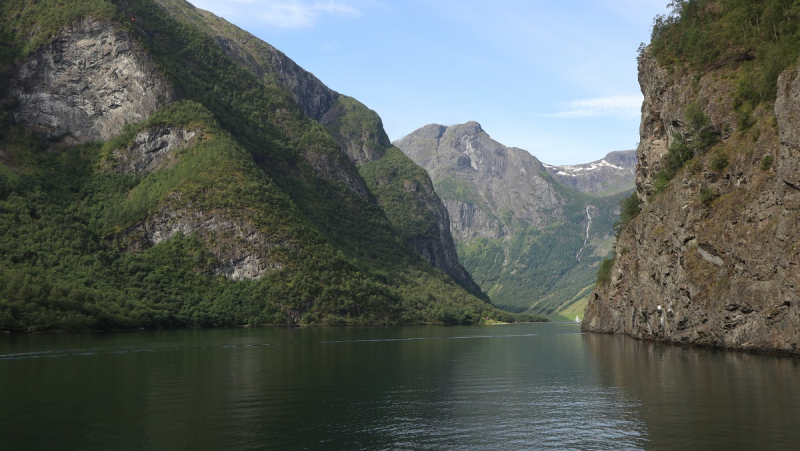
543, 95, 642, 119
191, 0, 362, 28
590, 0, 671, 26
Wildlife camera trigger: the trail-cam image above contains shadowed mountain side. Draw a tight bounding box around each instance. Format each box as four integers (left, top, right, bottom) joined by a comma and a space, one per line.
150, 0, 482, 297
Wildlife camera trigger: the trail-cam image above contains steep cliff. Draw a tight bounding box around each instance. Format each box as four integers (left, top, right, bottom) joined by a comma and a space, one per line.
583, 2, 800, 354
5, 18, 174, 144
0, 0, 506, 332
396, 122, 632, 316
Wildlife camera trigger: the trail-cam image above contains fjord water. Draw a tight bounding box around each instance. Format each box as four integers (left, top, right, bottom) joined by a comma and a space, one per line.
1, 324, 798, 450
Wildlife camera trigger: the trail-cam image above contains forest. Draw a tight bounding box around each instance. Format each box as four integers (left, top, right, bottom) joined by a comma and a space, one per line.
0, 0, 541, 331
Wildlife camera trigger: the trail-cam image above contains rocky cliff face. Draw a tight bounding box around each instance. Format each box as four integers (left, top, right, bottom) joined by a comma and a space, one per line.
111, 126, 199, 174
396, 122, 631, 314
583, 50, 800, 355
396, 122, 564, 242
2, 18, 292, 283
4, 18, 173, 144
545, 150, 637, 196
119, 206, 287, 281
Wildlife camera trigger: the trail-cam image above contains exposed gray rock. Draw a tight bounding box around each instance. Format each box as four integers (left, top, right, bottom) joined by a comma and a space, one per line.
112, 126, 198, 173
4, 18, 173, 144
583, 49, 800, 355
122, 207, 287, 281
635, 47, 737, 201
396, 121, 565, 243
545, 150, 637, 196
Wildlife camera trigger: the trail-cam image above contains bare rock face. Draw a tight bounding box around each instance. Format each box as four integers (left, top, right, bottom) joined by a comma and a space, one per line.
5, 19, 173, 143
583, 51, 800, 355
112, 126, 199, 173
396, 121, 564, 243
635, 49, 738, 199
121, 207, 287, 281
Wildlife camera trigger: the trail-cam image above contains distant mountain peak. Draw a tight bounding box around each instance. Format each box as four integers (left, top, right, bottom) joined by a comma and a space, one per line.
396, 122, 633, 316
454, 121, 484, 133
544, 150, 637, 196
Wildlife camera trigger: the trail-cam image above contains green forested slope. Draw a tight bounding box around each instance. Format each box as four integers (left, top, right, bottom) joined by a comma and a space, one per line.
649, 0, 800, 126
457, 185, 630, 316
0, 0, 532, 331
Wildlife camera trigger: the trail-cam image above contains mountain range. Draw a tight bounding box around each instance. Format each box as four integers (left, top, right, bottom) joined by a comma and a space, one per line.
395, 122, 635, 318
544, 150, 636, 196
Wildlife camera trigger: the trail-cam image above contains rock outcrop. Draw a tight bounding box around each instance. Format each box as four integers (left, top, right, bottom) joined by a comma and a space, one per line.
4, 18, 173, 144
545, 150, 637, 196
112, 126, 199, 174
396, 122, 564, 242
120, 207, 287, 281
3, 18, 290, 284
583, 50, 800, 355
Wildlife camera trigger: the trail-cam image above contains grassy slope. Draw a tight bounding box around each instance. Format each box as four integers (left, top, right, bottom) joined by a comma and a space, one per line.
0, 0, 533, 331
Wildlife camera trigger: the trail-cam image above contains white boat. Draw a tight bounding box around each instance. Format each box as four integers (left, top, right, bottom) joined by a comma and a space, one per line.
575, 315, 581, 323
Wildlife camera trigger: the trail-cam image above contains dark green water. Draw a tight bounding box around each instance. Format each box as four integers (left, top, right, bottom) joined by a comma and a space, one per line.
1, 323, 799, 450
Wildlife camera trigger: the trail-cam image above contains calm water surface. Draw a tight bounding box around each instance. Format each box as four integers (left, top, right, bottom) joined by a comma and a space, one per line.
1, 323, 799, 450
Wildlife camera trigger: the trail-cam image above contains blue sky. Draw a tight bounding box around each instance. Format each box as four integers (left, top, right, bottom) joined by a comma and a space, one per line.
189, 0, 669, 165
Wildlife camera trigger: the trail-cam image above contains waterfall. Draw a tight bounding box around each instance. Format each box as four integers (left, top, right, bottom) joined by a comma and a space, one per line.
575, 206, 592, 261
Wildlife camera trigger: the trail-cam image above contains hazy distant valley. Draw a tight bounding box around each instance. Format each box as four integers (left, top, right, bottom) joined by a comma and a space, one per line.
395, 122, 635, 319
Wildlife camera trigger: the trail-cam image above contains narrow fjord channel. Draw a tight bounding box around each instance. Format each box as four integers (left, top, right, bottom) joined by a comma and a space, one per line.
2, 323, 798, 450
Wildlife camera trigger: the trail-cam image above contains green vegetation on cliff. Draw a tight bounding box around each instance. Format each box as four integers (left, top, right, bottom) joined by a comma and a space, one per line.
650, 0, 800, 108
651, 104, 720, 195
360, 147, 439, 242
0, 0, 527, 331
458, 185, 631, 316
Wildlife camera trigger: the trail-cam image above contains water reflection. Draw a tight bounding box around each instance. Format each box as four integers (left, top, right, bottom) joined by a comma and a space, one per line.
1, 325, 798, 450
583, 333, 800, 450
